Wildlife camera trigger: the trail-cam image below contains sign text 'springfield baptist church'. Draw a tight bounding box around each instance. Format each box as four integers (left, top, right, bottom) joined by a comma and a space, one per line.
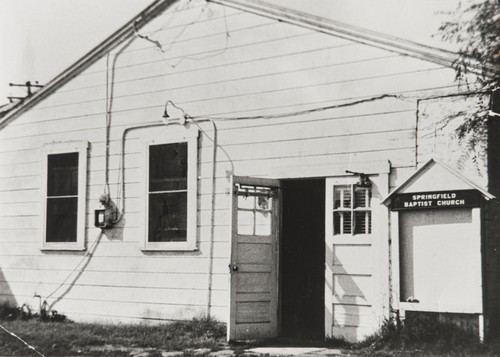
391, 190, 481, 210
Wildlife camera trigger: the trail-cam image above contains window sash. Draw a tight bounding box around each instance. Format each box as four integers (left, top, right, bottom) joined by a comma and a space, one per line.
143, 128, 198, 251
332, 184, 372, 235
46, 196, 78, 243
41, 141, 88, 251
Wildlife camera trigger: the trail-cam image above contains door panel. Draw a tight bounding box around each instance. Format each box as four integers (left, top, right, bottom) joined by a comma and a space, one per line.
229, 176, 280, 341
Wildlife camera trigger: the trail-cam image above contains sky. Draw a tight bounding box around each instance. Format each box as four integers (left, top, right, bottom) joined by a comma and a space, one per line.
0, 0, 459, 106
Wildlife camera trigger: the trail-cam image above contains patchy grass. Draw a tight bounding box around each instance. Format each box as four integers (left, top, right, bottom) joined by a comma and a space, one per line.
2, 304, 500, 357
0, 316, 226, 356
337, 316, 500, 356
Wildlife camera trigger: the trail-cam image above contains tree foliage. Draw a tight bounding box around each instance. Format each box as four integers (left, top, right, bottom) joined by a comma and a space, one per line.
439, 0, 499, 91
435, 0, 498, 165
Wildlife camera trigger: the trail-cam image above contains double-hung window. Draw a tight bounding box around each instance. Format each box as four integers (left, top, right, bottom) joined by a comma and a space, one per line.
143, 127, 198, 251
326, 178, 372, 238
41, 142, 88, 250
333, 185, 372, 235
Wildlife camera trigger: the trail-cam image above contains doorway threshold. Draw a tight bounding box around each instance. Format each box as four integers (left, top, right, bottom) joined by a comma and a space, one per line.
244, 346, 343, 356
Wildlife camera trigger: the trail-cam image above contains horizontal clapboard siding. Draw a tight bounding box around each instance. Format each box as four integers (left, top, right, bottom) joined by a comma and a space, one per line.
0, 0, 462, 324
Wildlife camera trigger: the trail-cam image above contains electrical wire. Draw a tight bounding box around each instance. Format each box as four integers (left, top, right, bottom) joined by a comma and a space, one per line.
208, 0, 474, 74
104, 53, 111, 196
162, 3, 208, 53
134, 21, 164, 52
105, 38, 136, 222
132, 2, 213, 68
44, 231, 104, 303
0, 323, 45, 357
190, 94, 405, 121
55, 32, 351, 94
119, 122, 166, 215
189, 120, 218, 317
159, 1, 231, 68
33, 64, 440, 112
11, 83, 474, 136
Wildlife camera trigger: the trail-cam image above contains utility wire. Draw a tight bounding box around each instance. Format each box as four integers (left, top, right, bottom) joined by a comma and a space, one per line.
34, 65, 441, 111
0, 323, 45, 357
189, 94, 405, 121
16, 83, 474, 130
134, 22, 164, 52
44, 231, 104, 303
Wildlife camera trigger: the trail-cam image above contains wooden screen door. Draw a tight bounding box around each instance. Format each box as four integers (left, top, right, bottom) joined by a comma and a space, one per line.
229, 176, 280, 341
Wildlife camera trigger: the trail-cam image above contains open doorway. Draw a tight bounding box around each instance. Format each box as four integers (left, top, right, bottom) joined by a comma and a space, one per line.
281, 179, 325, 340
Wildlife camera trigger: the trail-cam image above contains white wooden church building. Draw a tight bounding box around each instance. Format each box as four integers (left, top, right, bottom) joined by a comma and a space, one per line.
0, 0, 499, 342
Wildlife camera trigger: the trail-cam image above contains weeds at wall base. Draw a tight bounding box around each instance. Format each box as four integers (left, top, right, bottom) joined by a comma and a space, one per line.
0, 303, 68, 322
346, 315, 491, 355
0, 309, 227, 357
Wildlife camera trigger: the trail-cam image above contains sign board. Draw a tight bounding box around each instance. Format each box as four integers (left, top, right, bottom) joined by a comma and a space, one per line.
391, 189, 480, 211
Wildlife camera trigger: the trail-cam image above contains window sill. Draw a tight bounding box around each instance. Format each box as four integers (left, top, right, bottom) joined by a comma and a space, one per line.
331, 235, 372, 245
399, 301, 482, 314
142, 242, 198, 252
40, 243, 86, 251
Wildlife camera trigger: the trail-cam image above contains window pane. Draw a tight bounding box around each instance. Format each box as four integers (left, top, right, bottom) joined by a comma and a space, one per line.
257, 196, 271, 211
343, 212, 352, 234
333, 212, 352, 235
46, 197, 77, 242
334, 186, 351, 209
238, 195, 255, 210
47, 153, 78, 196
237, 210, 254, 235
148, 192, 187, 242
343, 188, 352, 208
255, 211, 271, 236
354, 211, 371, 234
333, 212, 341, 235
149, 143, 187, 192
354, 187, 370, 208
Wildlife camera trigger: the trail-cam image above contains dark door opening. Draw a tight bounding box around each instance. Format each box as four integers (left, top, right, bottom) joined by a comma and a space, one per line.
281, 179, 325, 340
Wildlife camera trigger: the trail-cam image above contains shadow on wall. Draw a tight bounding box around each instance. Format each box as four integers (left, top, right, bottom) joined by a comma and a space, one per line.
330, 257, 365, 342
0, 268, 18, 308
45, 231, 104, 311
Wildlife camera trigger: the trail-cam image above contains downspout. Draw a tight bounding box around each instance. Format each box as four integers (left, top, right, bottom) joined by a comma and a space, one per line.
205, 119, 218, 317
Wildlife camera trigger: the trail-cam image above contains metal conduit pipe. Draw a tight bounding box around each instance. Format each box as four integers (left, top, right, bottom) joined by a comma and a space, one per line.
119, 118, 218, 318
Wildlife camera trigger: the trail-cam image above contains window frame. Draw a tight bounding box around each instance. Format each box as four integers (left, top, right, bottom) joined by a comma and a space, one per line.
142, 127, 198, 251
326, 177, 373, 243
41, 141, 88, 251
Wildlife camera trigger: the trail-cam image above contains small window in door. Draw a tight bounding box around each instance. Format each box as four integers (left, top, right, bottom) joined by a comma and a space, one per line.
236, 185, 273, 236
333, 185, 371, 235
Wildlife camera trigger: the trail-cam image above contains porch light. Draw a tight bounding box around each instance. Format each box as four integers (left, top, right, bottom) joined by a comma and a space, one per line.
162, 100, 187, 125
345, 170, 371, 188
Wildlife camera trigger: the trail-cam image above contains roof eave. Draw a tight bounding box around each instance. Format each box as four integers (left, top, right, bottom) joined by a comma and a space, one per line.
208, 0, 480, 73
0, 0, 179, 130
382, 158, 495, 205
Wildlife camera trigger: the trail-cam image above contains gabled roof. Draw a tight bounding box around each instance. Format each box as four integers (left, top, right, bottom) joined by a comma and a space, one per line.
382, 159, 495, 206
0, 0, 464, 130
0, 102, 20, 119
0, 0, 179, 130
210, 0, 461, 69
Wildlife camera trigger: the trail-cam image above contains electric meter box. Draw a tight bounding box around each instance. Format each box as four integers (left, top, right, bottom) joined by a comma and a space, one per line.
94, 207, 115, 228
